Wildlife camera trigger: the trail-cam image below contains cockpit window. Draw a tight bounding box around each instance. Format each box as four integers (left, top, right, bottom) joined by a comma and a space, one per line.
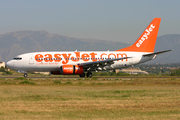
13, 57, 22, 60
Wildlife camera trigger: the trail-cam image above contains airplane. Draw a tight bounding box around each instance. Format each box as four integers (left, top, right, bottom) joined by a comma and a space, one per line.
6, 18, 172, 78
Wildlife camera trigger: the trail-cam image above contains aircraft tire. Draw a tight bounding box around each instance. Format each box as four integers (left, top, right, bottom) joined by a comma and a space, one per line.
87, 72, 92, 78
24, 73, 28, 78
79, 73, 85, 78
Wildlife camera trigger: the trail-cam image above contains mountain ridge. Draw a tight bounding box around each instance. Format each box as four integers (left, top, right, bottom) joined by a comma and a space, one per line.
0, 30, 129, 62
0, 30, 179, 63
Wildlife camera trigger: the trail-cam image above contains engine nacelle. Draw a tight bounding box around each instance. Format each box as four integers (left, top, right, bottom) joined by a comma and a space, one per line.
50, 65, 84, 75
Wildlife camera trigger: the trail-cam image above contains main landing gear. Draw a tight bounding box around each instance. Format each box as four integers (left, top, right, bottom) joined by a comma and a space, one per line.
24, 73, 28, 78
86, 72, 92, 78
79, 72, 92, 78
79, 73, 85, 78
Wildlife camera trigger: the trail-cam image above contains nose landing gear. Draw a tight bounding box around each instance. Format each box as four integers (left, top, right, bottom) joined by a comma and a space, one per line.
24, 73, 28, 78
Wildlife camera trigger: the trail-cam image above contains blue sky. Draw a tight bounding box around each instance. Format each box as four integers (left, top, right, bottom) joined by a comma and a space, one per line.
1, 0, 180, 43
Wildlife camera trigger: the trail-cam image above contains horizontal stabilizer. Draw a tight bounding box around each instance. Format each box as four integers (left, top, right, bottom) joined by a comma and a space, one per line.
143, 50, 172, 57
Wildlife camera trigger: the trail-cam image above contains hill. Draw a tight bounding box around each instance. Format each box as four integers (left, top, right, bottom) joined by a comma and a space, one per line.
150, 34, 180, 63
0, 30, 179, 63
0, 30, 129, 62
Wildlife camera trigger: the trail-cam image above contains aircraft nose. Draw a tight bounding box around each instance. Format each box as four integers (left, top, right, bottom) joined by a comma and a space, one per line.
6, 60, 13, 68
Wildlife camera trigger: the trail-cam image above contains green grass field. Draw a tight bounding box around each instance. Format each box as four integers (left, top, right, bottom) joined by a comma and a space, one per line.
0, 77, 180, 120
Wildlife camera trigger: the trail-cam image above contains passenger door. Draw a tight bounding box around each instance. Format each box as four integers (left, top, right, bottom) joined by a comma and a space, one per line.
29, 55, 34, 65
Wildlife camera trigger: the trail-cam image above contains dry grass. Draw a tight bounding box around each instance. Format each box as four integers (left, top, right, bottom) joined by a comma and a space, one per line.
0, 77, 180, 119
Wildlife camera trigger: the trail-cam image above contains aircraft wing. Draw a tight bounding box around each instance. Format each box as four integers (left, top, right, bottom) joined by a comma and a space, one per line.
77, 57, 131, 71
143, 49, 172, 57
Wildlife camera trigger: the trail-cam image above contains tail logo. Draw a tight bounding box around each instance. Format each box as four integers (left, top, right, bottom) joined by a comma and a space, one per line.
136, 24, 155, 47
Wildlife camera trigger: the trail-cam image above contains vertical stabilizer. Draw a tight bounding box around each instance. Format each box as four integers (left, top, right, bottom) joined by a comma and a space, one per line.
116, 18, 161, 52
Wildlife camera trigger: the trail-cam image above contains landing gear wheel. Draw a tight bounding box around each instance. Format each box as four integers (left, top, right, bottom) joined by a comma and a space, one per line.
79, 73, 85, 78
24, 73, 28, 78
87, 72, 92, 78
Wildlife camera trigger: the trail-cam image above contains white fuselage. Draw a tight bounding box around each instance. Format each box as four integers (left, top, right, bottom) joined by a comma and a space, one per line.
6, 51, 155, 72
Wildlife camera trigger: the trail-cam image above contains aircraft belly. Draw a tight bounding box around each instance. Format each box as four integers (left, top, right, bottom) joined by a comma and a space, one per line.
35, 64, 60, 72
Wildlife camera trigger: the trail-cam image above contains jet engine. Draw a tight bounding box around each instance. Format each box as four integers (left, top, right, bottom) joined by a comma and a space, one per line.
50, 65, 84, 75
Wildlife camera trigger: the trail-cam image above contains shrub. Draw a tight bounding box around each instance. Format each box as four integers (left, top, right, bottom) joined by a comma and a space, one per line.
2, 71, 12, 75
116, 72, 131, 76
0, 67, 5, 72
54, 81, 62, 84
92, 77, 98, 80
19, 81, 36, 85
66, 81, 72, 85
170, 69, 180, 76
14, 77, 27, 80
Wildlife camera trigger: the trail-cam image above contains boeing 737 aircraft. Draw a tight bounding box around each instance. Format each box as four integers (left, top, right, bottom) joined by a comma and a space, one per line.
6, 18, 171, 78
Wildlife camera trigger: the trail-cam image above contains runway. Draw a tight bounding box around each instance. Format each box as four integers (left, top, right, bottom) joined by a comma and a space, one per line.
0, 76, 179, 79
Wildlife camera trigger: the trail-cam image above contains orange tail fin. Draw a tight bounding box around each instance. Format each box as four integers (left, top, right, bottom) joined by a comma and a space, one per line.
116, 18, 161, 52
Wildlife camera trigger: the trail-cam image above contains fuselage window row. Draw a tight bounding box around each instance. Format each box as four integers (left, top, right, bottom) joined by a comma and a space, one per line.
35, 57, 115, 61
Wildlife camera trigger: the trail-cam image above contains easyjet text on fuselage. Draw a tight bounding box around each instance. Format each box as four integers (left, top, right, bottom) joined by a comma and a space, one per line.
34, 52, 128, 64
